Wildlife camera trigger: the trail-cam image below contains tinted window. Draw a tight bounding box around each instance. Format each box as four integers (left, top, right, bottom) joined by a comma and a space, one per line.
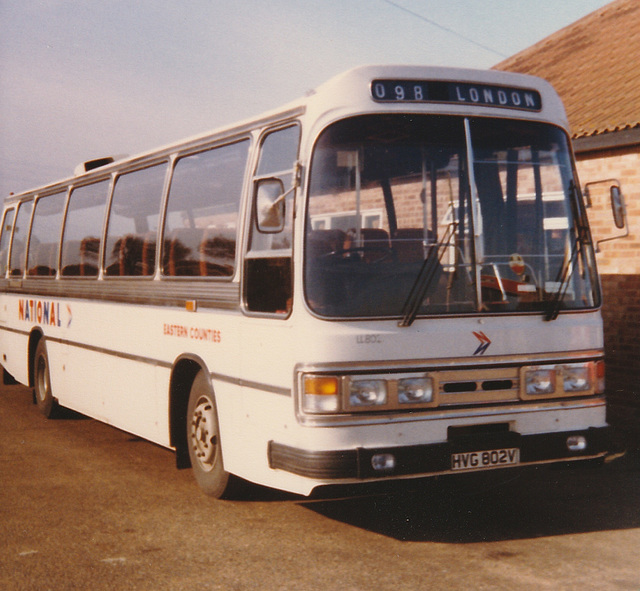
61, 180, 110, 277
163, 140, 249, 277
105, 164, 167, 277
27, 192, 66, 277
9, 201, 33, 277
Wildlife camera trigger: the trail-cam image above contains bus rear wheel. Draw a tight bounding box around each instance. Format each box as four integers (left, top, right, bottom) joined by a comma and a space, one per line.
186, 369, 235, 498
34, 339, 58, 418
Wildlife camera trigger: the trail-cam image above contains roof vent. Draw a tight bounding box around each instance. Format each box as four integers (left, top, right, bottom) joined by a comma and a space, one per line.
74, 155, 126, 176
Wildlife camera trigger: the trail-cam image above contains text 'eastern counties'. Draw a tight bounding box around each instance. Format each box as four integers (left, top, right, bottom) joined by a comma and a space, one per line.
163, 323, 221, 343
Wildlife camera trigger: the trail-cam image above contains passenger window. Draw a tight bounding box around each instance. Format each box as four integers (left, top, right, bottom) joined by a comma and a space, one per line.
105, 164, 167, 277
61, 180, 110, 277
163, 140, 249, 277
9, 201, 33, 277
27, 192, 66, 277
0, 208, 15, 277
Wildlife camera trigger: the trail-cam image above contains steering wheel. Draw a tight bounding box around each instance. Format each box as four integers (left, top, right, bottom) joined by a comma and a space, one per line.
320, 245, 394, 263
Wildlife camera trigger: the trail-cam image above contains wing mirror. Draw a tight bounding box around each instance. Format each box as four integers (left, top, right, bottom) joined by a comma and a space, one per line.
610, 184, 626, 229
583, 179, 629, 250
255, 178, 286, 233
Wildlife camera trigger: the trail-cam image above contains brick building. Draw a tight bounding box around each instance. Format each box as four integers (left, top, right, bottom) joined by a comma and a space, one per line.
495, 0, 640, 435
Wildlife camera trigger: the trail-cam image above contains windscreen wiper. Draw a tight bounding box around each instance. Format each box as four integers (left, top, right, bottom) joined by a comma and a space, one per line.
545, 182, 591, 321
398, 225, 452, 327
544, 244, 578, 321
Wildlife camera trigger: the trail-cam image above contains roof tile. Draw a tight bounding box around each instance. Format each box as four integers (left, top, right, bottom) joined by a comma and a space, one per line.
494, 0, 640, 138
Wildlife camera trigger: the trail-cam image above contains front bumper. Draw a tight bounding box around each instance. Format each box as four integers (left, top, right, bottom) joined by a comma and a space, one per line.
268, 426, 612, 481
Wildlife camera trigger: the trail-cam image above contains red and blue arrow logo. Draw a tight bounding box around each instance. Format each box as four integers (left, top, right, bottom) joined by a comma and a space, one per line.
472, 331, 491, 355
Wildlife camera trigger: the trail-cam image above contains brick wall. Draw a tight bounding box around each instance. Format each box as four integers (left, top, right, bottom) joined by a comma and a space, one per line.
576, 145, 640, 437
577, 148, 640, 273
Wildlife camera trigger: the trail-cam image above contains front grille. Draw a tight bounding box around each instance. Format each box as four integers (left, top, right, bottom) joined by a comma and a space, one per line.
438, 366, 520, 407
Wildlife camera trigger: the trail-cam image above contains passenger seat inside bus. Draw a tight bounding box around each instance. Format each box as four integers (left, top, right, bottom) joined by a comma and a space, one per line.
80, 237, 100, 276
105, 235, 146, 276
392, 228, 434, 263
164, 228, 204, 276
199, 228, 236, 277
60, 238, 100, 277
357, 228, 390, 262
27, 242, 57, 276
306, 229, 347, 258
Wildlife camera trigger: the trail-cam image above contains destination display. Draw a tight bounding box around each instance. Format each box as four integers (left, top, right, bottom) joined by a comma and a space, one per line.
371, 79, 542, 111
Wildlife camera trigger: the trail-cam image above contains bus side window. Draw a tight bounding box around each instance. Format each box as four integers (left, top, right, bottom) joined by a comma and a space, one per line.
0, 208, 15, 277
162, 139, 249, 277
61, 180, 110, 277
27, 192, 66, 277
9, 201, 33, 278
104, 164, 167, 277
245, 125, 299, 314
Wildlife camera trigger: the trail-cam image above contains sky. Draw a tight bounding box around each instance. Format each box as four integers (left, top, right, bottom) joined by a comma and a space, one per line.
0, 0, 611, 197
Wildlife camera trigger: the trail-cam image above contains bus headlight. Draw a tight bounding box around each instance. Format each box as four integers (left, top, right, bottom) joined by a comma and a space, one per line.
562, 363, 591, 392
524, 367, 556, 395
398, 377, 434, 404
302, 375, 340, 413
349, 379, 387, 407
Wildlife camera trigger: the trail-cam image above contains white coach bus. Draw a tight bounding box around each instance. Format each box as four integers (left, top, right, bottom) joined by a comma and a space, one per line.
0, 66, 625, 497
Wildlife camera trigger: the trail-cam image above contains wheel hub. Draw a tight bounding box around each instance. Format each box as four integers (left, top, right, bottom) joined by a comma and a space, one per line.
190, 396, 217, 472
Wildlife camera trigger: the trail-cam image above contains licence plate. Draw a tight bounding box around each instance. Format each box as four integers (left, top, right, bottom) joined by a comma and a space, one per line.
451, 448, 520, 471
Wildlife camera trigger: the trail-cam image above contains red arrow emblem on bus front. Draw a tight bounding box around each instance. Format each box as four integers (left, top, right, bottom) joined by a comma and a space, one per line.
472, 331, 491, 355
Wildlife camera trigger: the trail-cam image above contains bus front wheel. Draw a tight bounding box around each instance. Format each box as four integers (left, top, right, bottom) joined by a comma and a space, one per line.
186, 370, 234, 498
34, 339, 58, 418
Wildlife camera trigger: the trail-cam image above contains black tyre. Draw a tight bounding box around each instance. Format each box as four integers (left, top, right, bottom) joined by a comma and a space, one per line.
186, 369, 235, 498
34, 339, 58, 418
